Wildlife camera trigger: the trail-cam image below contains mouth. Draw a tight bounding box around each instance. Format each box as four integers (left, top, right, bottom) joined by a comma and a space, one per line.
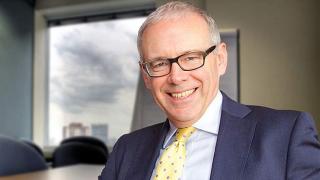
169, 88, 197, 99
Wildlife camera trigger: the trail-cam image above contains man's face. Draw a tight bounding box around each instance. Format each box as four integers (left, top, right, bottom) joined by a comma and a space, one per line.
140, 13, 227, 128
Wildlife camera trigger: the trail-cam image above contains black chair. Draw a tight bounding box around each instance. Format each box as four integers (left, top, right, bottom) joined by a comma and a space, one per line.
0, 135, 48, 176
61, 136, 109, 154
52, 142, 108, 168
22, 140, 45, 157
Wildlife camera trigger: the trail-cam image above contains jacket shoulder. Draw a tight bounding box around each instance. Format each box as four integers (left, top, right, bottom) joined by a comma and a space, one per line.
246, 105, 311, 123
245, 105, 317, 137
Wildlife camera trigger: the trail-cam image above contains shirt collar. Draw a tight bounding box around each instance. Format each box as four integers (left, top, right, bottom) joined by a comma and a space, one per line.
162, 91, 223, 148
193, 90, 222, 135
162, 122, 178, 148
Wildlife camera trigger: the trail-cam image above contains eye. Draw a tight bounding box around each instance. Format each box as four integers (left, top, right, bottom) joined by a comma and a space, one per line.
153, 61, 166, 67
182, 53, 202, 62
149, 60, 169, 71
185, 56, 198, 61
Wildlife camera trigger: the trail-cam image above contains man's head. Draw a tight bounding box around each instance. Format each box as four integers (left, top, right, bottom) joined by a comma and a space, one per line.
138, 1, 228, 128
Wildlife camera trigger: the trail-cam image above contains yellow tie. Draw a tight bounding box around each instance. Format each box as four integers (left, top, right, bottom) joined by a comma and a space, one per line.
154, 127, 196, 180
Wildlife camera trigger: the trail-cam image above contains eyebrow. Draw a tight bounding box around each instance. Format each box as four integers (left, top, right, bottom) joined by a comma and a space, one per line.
146, 48, 204, 62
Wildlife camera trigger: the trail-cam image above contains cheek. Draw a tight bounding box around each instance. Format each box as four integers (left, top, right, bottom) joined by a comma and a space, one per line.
148, 79, 168, 111
150, 78, 166, 95
207, 58, 220, 77
202, 62, 220, 89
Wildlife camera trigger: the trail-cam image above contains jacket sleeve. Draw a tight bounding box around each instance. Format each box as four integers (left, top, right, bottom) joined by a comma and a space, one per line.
287, 112, 320, 180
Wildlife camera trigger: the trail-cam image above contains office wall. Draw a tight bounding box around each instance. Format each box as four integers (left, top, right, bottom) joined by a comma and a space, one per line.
205, 0, 320, 129
36, 0, 137, 9
36, 0, 102, 9
36, 0, 155, 11
0, 1, 34, 139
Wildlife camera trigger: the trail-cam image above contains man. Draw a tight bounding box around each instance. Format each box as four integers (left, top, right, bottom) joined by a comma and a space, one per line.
100, 1, 320, 180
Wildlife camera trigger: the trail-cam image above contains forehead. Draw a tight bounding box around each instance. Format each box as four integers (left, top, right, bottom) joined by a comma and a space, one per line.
141, 13, 211, 60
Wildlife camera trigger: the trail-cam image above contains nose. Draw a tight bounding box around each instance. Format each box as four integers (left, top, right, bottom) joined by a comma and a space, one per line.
167, 62, 188, 84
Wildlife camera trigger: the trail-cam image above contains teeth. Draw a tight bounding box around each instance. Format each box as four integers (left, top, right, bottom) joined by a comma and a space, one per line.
171, 89, 195, 99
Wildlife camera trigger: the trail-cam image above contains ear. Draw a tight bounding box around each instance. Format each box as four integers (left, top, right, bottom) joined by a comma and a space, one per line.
140, 66, 152, 89
216, 42, 228, 76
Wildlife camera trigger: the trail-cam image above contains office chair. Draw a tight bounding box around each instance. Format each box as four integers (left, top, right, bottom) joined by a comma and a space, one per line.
61, 136, 109, 154
22, 140, 45, 157
52, 142, 108, 168
0, 135, 48, 176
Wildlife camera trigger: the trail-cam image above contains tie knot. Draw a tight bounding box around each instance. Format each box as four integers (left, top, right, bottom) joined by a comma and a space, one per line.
175, 127, 196, 142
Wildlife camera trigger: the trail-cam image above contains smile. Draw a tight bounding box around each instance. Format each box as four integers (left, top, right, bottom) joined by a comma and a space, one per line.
170, 89, 196, 99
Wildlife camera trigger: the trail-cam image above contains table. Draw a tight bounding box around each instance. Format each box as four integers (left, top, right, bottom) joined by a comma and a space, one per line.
0, 164, 104, 180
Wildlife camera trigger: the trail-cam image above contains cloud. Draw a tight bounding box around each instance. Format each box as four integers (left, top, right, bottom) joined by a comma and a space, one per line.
50, 18, 144, 113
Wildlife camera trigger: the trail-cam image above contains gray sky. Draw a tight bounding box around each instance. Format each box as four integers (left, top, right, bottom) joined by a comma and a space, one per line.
49, 17, 146, 145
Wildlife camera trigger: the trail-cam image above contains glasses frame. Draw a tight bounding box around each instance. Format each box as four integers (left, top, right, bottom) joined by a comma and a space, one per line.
140, 45, 216, 77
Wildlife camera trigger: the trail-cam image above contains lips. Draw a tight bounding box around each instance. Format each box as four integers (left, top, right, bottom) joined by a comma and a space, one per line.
170, 88, 196, 99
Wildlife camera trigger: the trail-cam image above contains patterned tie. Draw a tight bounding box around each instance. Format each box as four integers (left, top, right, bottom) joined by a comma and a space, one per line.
154, 127, 196, 180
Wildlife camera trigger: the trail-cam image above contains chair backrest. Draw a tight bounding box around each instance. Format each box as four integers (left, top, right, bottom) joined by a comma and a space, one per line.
61, 136, 109, 154
0, 135, 48, 176
22, 140, 45, 157
52, 142, 108, 168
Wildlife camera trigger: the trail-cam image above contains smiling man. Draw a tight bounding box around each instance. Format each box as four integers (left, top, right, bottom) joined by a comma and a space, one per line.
99, 1, 320, 180
139, 10, 227, 129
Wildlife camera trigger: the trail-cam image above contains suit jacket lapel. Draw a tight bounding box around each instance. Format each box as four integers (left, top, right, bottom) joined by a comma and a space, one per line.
210, 93, 257, 180
145, 121, 169, 179
127, 121, 169, 180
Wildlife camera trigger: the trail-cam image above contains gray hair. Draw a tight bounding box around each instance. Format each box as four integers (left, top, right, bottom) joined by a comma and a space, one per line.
137, 1, 221, 60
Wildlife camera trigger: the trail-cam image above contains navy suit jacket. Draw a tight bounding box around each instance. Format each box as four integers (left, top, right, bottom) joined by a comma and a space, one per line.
99, 94, 320, 180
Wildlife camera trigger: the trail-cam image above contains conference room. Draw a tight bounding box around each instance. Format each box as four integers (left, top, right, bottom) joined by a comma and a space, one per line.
0, 0, 319, 179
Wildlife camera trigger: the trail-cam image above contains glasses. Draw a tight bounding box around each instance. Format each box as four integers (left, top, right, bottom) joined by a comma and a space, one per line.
140, 45, 216, 77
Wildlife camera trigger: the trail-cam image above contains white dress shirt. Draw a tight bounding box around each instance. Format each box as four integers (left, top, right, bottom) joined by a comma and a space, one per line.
151, 91, 223, 180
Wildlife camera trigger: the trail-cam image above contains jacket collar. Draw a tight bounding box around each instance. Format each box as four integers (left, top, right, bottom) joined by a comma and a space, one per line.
144, 121, 170, 179
210, 92, 256, 180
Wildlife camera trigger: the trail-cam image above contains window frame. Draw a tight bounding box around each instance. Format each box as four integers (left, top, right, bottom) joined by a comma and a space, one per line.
33, 1, 155, 147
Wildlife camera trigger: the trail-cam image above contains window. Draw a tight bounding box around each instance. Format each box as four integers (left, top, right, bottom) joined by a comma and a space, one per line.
48, 17, 146, 147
